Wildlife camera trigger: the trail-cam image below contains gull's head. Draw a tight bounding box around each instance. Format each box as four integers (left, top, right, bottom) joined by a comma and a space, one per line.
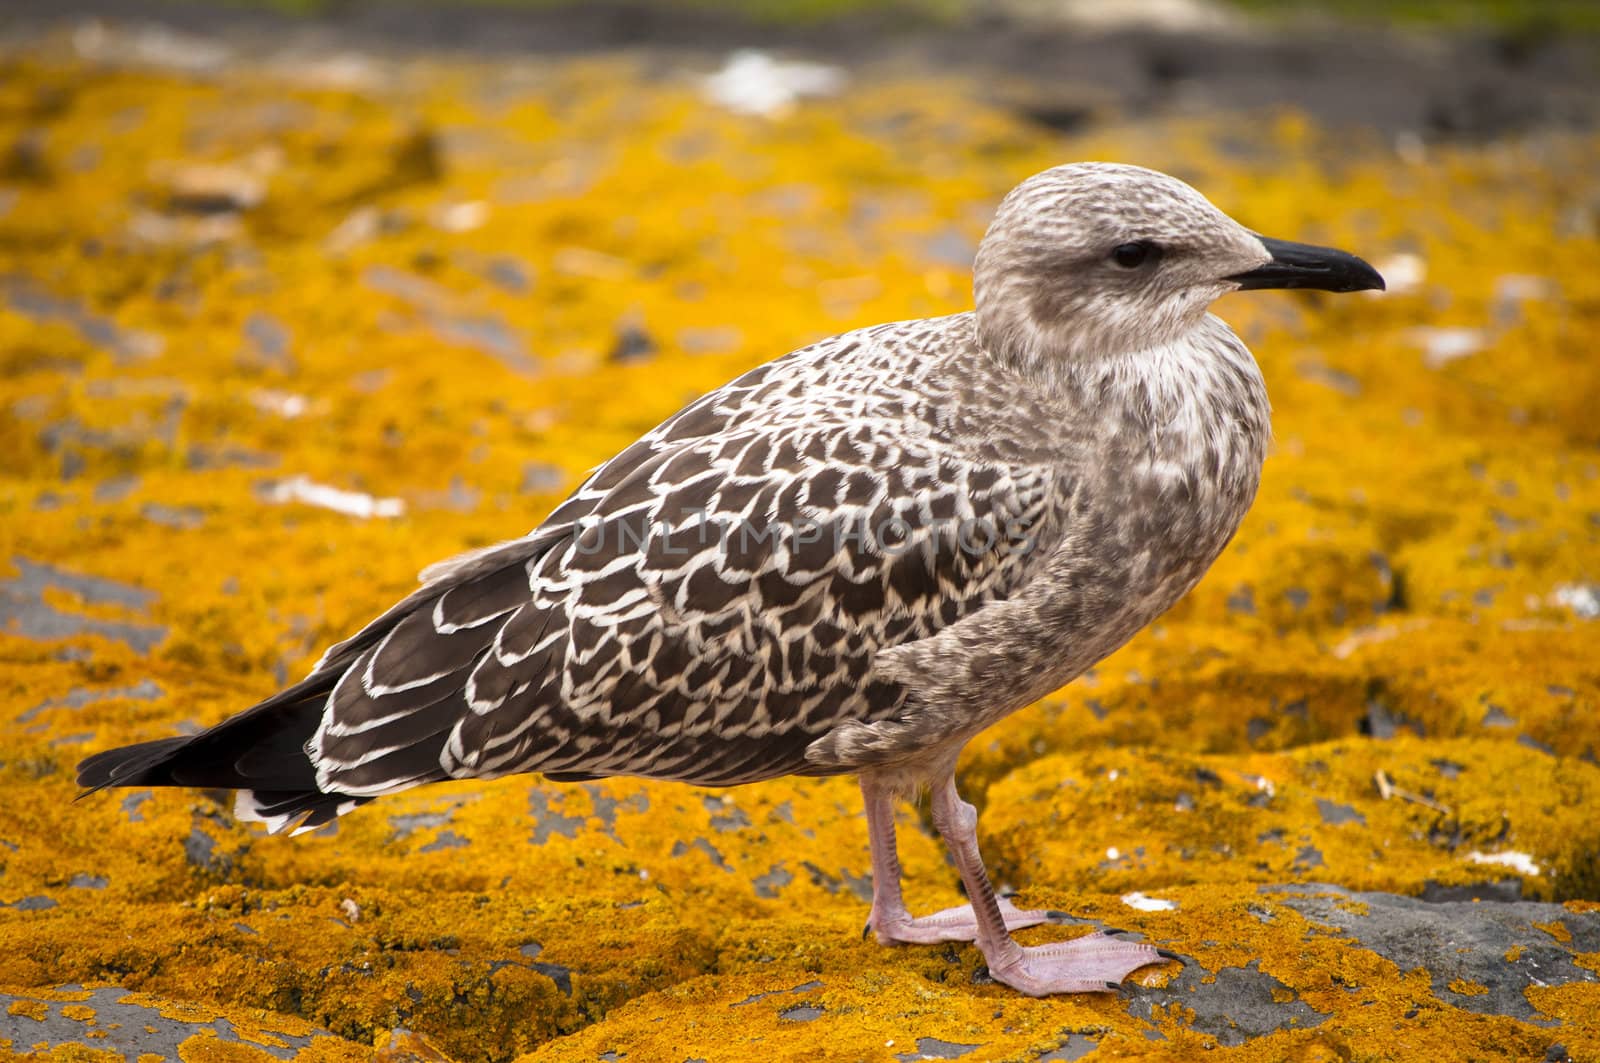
973, 162, 1384, 371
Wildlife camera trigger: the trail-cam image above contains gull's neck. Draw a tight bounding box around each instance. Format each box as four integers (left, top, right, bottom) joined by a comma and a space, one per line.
973, 312, 1273, 499
980, 313, 1251, 403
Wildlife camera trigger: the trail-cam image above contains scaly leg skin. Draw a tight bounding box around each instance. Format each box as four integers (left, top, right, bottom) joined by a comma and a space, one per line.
861, 776, 1062, 945
926, 775, 1166, 995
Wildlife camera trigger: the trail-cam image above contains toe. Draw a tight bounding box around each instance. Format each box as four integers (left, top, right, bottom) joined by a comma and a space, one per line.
985, 935, 1165, 995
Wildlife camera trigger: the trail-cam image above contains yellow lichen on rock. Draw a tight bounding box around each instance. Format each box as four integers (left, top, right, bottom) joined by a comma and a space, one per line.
982, 737, 1600, 901
1, 23, 1598, 1063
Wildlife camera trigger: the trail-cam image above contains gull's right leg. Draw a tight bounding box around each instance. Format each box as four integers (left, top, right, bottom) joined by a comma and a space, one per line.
861, 773, 1059, 945
926, 774, 1166, 994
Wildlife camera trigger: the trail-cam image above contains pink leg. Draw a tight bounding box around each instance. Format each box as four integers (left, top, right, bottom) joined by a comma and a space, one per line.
861, 774, 1061, 946
926, 775, 1168, 995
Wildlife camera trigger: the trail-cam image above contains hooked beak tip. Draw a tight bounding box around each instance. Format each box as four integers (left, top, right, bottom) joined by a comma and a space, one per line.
1230, 236, 1385, 294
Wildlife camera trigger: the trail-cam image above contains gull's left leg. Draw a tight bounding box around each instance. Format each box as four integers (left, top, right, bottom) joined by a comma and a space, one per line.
926, 773, 1165, 994
861, 772, 1059, 945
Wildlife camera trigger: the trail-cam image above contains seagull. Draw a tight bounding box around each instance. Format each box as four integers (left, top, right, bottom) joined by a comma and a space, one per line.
78, 163, 1383, 995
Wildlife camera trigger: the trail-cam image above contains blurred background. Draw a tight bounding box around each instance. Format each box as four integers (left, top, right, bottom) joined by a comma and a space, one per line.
1, 2, 1598, 1062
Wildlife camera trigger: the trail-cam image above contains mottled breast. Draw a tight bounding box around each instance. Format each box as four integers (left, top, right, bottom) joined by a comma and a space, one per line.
813, 313, 1271, 768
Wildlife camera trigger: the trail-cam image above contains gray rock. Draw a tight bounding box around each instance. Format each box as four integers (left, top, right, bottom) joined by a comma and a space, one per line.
0, 277, 163, 362
0, 557, 164, 653
484, 256, 532, 293
897, 1036, 981, 1060
730, 980, 823, 1008
4, 895, 58, 911
419, 829, 469, 852
1315, 798, 1365, 826
1121, 884, 1596, 1048
1125, 956, 1327, 1047
670, 836, 732, 873
244, 312, 293, 370
779, 1004, 822, 1022
1271, 884, 1600, 1023
0, 986, 337, 1059
528, 961, 574, 997
120, 790, 152, 823
1037, 1033, 1101, 1061
17, 678, 163, 724
607, 324, 657, 365
753, 862, 793, 898
388, 809, 455, 838
527, 787, 586, 844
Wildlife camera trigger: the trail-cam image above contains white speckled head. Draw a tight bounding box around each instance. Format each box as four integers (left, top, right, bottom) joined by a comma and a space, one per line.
973, 163, 1274, 372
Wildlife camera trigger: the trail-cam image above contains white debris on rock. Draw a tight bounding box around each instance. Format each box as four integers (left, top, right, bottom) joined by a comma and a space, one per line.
1393, 132, 1427, 167
325, 207, 384, 254
1466, 850, 1543, 877
1246, 774, 1276, 798
1331, 619, 1429, 659
249, 389, 311, 419
434, 201, 490, 233
259, 475, 404, 519
700, 50, 845, 118
1406, 326, 1488, 369
271, 54, 384, 92
159, 160, 270, 213
1008, 0, 1241, 32
1372, 252, 1426, 295
1121, 891, 1179, 912
73, 19, 232, 74
1551, 583, 1600, 620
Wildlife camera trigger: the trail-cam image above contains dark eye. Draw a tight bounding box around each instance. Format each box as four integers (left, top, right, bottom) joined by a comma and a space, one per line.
1110, 241, 1157, 269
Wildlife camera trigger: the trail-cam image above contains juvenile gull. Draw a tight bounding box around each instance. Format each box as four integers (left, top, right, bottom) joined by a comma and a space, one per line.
77, 163, 1383, 995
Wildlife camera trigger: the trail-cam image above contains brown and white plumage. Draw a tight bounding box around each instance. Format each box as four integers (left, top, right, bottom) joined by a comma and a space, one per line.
311, 314, 1061, 800
77, 163, 1383, 994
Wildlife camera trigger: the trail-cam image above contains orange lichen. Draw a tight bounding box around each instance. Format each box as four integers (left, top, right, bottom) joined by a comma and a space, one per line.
175, 1033, 282, 1063
373, 1029, 452, 1063
1, 26, 1597, 1063
1535, 921, 1573, 944
982, 737, 1600, 901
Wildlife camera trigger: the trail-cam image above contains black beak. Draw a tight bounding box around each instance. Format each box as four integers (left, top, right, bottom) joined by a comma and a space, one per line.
1228, 237, 1385, 293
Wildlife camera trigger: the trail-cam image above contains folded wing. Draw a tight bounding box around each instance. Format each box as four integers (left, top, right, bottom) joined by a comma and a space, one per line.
310, 421, 1061, 795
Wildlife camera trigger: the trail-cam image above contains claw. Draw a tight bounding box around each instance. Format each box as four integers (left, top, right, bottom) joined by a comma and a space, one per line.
862, 921, 873, 941
1156, 948, 1186, 964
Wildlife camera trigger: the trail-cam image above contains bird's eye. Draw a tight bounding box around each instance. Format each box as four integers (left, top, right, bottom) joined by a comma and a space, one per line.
1110, 241, 1157, 269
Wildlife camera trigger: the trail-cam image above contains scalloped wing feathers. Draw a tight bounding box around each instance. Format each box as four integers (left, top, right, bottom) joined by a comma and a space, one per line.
305, 316, 1063, 797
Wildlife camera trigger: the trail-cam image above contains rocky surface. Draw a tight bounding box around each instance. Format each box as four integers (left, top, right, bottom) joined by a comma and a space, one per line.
0, 11, 1597, 1063
5, 0, 1600, 140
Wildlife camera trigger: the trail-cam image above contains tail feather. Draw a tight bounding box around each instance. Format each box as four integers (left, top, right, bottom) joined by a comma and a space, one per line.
76, 736, 194, 792
75, 672, 363, 834
75, 536, 569, 832
232, 788, 372, 836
